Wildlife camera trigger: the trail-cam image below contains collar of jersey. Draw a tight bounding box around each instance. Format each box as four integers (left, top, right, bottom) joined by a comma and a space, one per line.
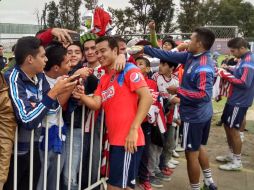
15, 65, 40, 85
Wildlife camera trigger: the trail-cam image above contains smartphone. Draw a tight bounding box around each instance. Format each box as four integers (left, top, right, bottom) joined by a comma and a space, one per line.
68, 32, 80, 42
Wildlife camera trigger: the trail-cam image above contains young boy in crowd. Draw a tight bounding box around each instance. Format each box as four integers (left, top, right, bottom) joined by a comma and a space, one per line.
152, 60, 180, 174
37, 41, 75, 190
62, 40, 99, 190
135, 56, 159, 190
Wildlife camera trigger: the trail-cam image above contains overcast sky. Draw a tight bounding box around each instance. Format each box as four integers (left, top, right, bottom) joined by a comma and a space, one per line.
0, 0, 130, 24
0, 0, 254, 25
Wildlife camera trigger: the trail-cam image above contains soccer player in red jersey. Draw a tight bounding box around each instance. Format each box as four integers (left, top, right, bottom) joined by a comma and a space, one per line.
72, 36, 153, 190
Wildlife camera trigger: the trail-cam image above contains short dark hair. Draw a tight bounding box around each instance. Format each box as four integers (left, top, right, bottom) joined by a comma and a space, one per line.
227, 37, 249, 49
162, 38, 176, 48
44, 41, 67, 71
194, 28, 215, 50
114, 36, 126, 44
0, 44, 3, 48
95, 36, 119, 54
15, 36, 42, 65
135, 56, 151, 67
67, 41, 84, 52
160, 60, 178, 71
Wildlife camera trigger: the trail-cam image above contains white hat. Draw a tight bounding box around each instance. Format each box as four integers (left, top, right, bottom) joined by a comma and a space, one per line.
127, 38, 143, 48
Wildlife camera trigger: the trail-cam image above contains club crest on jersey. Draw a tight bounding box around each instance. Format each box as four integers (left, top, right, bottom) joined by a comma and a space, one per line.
102, 86, 115, 102
130, 72, 143, 83
187, 65, 194, 74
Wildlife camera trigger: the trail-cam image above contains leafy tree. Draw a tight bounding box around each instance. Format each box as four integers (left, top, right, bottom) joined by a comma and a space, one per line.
196, 0, 219, 26
108, 7, 136, 35
129, 0, 150, 34
148, 0, 175, 33
238, 2, 254, 37
58, 0, 81, 30
214, 0, 254, 37
177, 0, 200, 33
47, 1, 59, 28
83, 0, 98, 10
71, 0, 82, 30
41, 3, 48, 29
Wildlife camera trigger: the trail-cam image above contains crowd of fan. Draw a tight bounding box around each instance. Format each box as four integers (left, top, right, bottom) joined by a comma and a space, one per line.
0, 20, 254, 190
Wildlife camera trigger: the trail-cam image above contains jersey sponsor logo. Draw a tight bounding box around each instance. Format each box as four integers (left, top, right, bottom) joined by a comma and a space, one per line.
102, 86, 115, 102
130, 72, 143, 83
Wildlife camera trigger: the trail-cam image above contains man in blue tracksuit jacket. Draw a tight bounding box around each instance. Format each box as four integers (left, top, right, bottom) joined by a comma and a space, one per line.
142, 28, 217, 190
3, 36, 77, 190
216, 38, 254, 171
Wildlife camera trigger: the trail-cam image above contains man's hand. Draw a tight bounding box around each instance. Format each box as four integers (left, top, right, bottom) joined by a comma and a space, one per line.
221, 63, 229, 70
48, 75, 79, 100
74, 67, 93, 79
51, 28, 77, 45
125, 128, 138, 153
148, 20, 156, 32
167, 86, 178, 95
114, 54, 126, 72
177, 43, 189, 52
72, 85, 85, 100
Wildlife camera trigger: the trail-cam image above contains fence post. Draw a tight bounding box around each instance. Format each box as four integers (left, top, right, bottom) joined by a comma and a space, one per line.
13, 127, 18, 190
56, 108, 63, 190
43, 117, 49, 190
78, 106, 86, 190
29, 130, 34, 190
88, 111, 95, 187
68, 112, 75, 190
97, 110, 104, 181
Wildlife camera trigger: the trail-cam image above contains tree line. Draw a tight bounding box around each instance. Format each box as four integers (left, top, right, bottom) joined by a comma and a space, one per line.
38, 0, 254, 37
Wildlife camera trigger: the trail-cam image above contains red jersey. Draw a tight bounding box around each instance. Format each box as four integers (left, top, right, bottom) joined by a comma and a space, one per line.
94, 63, 148, 146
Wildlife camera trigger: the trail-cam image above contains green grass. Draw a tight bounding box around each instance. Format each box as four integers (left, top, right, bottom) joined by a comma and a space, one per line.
4, 52, 13, 59
217, 55, 226, 65
213, 98, 227, 114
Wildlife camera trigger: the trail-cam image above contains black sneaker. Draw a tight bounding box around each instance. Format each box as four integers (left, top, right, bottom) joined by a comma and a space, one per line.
202, 183, 218, 190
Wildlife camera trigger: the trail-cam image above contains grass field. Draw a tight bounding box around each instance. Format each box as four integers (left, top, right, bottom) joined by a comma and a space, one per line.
4, 52, 13, 59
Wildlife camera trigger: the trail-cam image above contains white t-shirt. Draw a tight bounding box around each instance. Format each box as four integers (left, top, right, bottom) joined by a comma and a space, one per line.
43, 75, 64, 129
152, 72, 179, 99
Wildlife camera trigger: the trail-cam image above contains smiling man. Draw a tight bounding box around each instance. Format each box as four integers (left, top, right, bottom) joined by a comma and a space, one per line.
72, 36, 153, 190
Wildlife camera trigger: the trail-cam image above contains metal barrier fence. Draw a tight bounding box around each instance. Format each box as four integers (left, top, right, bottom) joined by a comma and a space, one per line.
12, 107, 108, 190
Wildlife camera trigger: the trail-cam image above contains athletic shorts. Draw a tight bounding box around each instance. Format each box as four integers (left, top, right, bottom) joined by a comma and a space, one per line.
108, 145, 144, 189
180, 119, 211, 151
221, 104, 248, 129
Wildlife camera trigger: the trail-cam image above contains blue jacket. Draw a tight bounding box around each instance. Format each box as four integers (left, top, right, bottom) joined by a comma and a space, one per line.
144, 46, 215, 123
225, 52, 254, 107
4, 65, 59, 152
